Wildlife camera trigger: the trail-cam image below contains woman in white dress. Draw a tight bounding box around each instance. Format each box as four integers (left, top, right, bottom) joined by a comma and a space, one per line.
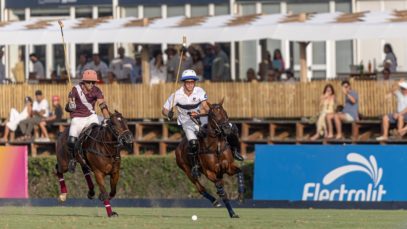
0, 96, 33, 143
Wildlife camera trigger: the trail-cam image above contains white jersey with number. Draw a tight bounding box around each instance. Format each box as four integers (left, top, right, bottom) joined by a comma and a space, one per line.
163, 86, 207, 125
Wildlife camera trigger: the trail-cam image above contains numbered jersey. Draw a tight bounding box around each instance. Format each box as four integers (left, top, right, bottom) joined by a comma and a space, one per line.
163, 86, 208, 125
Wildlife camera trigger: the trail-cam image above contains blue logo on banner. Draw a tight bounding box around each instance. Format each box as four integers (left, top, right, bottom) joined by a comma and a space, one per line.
254, 145, 407, 201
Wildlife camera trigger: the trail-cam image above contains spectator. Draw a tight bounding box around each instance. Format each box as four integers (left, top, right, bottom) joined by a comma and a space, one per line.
18, 90, 49, 141
109, 47, 135, 83
327, 80, 359, 139
246, 68, 258, 82
203, 44, 215, 81
383, 43, 397, 73
76, 53, 88, 78
165, 46, 179, 82
266, 69, 279, 82
376, 80, 407, 141
0, 96, 33, 143
272, 49, 285, 73
258, 51, 272, 81
212, 44, 230, 81
107, 71, 118, 85
29, 53, 45, 79
150, 50, 167, 85
12, 54, 25, 83
382, 68, 391, 80
86, 53, 109, 81
0, 48, 5, 84
38, 95, 63, 142
191, 50, 204, 79
180, 47, 193, 76
311, 84, 336, 140
131, 54, 142, 83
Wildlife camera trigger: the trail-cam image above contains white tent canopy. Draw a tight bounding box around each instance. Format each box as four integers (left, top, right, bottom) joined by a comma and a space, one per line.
1, 11, 407, 45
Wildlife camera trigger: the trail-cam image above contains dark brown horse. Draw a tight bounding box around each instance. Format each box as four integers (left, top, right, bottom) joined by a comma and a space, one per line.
175, 99, 244, 218
55, 111, 133, 217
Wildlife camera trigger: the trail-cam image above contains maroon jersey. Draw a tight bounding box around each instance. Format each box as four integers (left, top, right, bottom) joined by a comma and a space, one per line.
69, 83, 104, 118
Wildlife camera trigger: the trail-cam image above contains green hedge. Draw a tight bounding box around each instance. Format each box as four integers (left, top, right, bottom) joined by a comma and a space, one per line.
29, 157, 254, 199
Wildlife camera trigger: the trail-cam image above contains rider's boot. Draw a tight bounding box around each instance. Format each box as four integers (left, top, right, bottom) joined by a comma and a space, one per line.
188, 139, 200, 179
67, 136, 78, 173
227, 130, 244, 161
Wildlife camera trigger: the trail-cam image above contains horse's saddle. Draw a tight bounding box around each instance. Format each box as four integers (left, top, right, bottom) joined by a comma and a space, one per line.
75, 123, 101, 157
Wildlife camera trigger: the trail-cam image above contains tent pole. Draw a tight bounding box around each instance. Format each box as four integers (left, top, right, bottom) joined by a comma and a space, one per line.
299, 42, 309, 82
141, 44, 150, 84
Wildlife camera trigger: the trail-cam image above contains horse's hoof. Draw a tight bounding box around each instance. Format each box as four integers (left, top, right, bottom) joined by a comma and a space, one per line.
230, 213, 240, 218
58, 193, 67, 202
212, 200, 221, 208
109, 212, 119, 218
87, 190, 95, 199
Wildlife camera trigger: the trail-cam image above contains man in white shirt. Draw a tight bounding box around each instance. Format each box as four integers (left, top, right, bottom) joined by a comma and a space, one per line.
0, 49, 5, 84
86, 53, 109, 81
19, 90, 49, 140
109, 47, 135, 82
29, 53, 45, 79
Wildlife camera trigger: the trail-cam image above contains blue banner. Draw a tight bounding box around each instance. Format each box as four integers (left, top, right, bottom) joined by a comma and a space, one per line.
254, 145, 407, 201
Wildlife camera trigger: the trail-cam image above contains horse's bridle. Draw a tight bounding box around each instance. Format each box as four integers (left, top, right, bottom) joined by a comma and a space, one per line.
106, 116, 132, 146
208, 105, 231, 137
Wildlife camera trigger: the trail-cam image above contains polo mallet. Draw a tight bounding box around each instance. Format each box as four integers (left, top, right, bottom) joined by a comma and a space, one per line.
168, 36, 187, 120
58, 20, 72, 87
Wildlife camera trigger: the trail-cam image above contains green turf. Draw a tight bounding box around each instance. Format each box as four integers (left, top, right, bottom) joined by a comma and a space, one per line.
0, 207, 407, 229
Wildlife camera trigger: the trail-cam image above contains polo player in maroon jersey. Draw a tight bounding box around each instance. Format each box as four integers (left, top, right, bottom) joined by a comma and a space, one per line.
65, 69, 111, 172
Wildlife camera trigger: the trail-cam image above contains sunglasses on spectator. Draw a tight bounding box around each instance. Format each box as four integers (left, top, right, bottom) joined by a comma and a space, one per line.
84, 81, 96, 85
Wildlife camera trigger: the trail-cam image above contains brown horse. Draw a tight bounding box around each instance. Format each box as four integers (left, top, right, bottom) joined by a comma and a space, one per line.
55, 111, 133, 217
175, 99, 244, 218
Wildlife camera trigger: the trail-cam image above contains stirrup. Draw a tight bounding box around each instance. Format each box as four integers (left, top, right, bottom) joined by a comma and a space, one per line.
68, 159, 77, 173
191, 165, 201, 178
233, 150, 244, 161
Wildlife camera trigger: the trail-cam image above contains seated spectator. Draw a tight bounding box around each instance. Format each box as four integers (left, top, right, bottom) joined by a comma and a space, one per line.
131, 54, 142, 84
383, 68, 391, 80
0, 96, 33, 143
29, 53, 45, 79
165, 46, 179, 82
191, 50, 204, 80
202, 44, 215, 81
272, 49, 285, 74
107, 71, 118, 85
18, 90, 49, 141
376, 80, 407, 141
326, 80, 359, 139
150, 50, 167, 85
311, 84, 336, 140
212, 44, 230, 81
0, 49, 5, 84
38, 95, 63, 142
258, 51, 272, 81
86, 53, 109, 81
267, 69, 280, 82
383, 43, 397, 73
246, 68, 258, 82
109, 47, 135, 83
76, 53, 88, 78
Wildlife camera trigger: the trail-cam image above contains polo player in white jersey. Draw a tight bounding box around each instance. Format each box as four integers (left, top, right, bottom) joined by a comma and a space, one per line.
162, 69, 243, 178
65, 69, 111, 172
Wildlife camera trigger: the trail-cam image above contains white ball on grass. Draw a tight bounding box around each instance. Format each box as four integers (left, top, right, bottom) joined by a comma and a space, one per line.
191, 215, 198, 221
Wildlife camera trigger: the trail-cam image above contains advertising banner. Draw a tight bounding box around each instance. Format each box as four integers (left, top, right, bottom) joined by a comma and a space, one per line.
0, 146, 28, 198
254, 145, 407, 202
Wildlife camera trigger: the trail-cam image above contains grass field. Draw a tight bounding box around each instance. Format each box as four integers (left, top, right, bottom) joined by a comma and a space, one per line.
0, 207, 407, 229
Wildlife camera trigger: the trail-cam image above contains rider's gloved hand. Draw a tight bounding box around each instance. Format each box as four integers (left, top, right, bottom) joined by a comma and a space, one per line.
68, 97, 76, 111
167, 110, 174, 120
102, 119, 109, 127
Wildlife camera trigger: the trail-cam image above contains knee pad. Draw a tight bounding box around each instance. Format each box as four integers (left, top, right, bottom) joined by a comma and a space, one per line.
188, 139, 199, 154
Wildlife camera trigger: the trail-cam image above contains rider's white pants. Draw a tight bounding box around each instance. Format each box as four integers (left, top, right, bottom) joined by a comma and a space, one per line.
182, 119, 201, 141
69, 114, 100, 138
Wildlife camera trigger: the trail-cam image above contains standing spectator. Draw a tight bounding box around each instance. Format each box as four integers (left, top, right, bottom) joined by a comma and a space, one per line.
203, 44, 215, 81
165, 46, 179, 82
86, 53, 108, 81
109, 47, 135, 83
376, 80, 407, 141
131, 54, 142, 83
76, 53, 88, 78
180, 47, 193, 76
191, 50, 204, 79
38, 95, 63, 142
12, 54, 25, 83
212, 44, 230, 81
0, 96, 33, 143
311, 84, 336, 140
29, 53, 45, 79
272, 49, 285, 74
18, 90, 49, 141
246, 68, 258, 82
383, 43, 397, 73
0, 48, 5, 83
258, 51, 272, 81
150, 50, 167, 85
327, 80, 359, 139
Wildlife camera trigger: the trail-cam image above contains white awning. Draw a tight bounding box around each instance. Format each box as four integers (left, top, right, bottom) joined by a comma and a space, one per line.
0, 11, 407, 45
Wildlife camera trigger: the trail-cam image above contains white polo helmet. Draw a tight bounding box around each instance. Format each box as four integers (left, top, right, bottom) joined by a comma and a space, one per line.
180, 69, 199, 81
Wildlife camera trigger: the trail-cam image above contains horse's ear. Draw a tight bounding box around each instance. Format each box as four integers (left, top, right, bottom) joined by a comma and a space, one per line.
219, 97, 225, 106
114, 109, 119, 114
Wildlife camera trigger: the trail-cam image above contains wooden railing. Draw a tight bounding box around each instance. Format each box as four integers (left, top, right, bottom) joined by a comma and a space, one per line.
0, 80, 396, 119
